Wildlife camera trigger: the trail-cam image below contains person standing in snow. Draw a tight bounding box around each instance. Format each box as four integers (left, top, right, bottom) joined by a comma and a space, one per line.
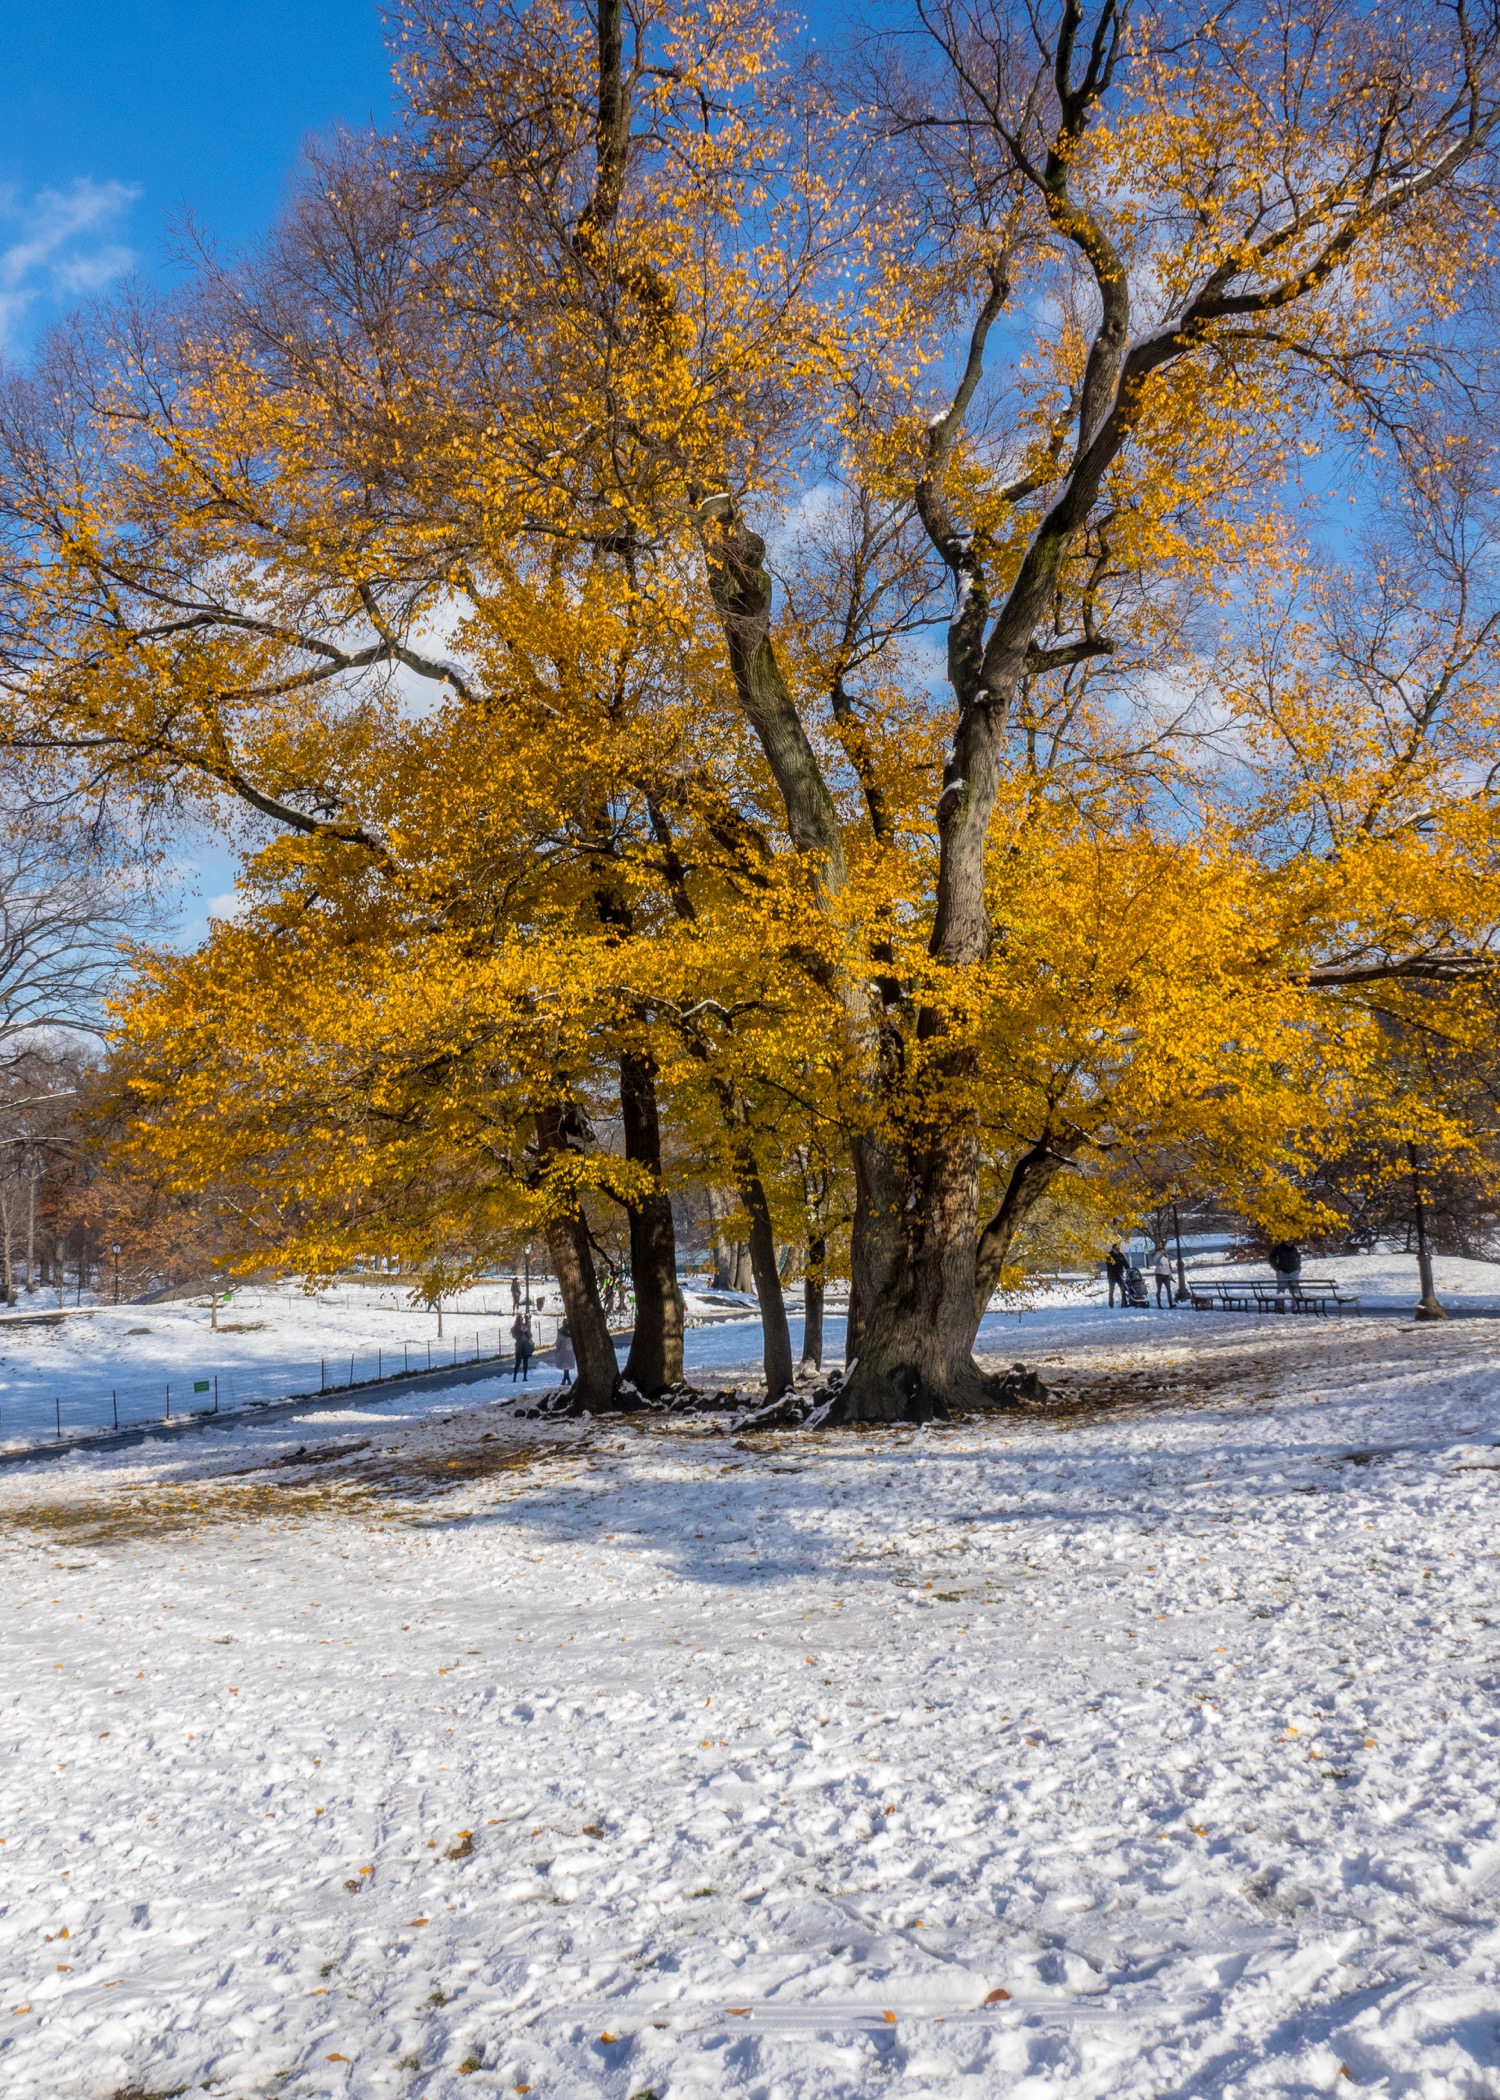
1268, 1239, 1301, 1310
553, 1321, 575, 1390
1105, 1244, 1128, 1307
1154, 1246, 1175, 1307
510, 1313, 534, 1381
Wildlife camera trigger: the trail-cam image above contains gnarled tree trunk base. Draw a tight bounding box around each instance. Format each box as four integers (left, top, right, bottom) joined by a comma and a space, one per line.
825, 1352, 1016, 1424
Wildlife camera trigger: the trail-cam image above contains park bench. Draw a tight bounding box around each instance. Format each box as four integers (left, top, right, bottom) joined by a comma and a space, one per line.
1187, 1281, 1260, 1312
1249, 1277, 1360, 1315
1189, 1276, 1360, 1316
1285, 1276, 1361, 1316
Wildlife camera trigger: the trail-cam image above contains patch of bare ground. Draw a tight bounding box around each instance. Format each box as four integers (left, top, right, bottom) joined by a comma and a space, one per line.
0, 1425, 588, 1546
0, 1477, 372, 1546
347, 1433, 583, 1496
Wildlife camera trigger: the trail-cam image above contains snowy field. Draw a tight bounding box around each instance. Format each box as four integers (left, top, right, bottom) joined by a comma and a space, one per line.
3, 1259, 1500, 2097
0, 1282, 566, 1449
2, 1249, 1487, 1456
0, 1281, 800, 1450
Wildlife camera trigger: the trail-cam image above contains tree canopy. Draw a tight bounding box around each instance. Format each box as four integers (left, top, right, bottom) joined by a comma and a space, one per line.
2, 0, 1498, 1412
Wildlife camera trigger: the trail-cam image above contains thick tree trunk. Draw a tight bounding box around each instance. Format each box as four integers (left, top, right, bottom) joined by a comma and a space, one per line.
619, 1052, 685, 1391
837, 1128, 1071, 1419
536, 1105, 618, 1411
833, 1117, 992, 1421
801, 1234, 826, 1369
544, 1210, 618, 1409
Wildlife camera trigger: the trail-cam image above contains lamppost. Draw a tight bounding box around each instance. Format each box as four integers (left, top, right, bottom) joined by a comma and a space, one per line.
111, 1241, 122, 1306
523, 1241, 532, 1311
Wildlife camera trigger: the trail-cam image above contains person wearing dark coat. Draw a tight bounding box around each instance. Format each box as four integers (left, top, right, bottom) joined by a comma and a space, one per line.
510, 1313, 535, 1380
1105, 1244, 1129, 1308
1268, 1240, 1302, 1309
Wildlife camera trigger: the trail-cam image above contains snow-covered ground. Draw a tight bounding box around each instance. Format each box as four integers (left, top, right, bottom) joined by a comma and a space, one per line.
3, 1249, 1488, 1455
3, 1269, 1500, 2098
0, 1282, 544, 1448
0, 1282, 787, 1450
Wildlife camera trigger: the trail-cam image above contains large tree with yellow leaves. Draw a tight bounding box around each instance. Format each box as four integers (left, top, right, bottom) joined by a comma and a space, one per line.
3, 0, 1499, 1413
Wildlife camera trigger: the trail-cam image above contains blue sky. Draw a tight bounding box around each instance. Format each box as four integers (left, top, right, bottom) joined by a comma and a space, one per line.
1, 2, 394, 940
0, 0, 393, 354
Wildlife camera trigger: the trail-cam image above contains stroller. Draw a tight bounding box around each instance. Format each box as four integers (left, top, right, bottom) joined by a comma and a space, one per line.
1125, 1262, 1150, 1308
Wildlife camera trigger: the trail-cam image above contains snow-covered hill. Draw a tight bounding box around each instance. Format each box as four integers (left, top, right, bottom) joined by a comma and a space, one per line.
2, 1295, 1499, 2095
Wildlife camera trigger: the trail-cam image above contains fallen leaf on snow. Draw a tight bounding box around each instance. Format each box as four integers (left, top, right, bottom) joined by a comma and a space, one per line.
984, 1989, 1011, 2004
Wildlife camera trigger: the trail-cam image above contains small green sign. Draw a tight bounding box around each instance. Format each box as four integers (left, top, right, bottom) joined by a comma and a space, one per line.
193, 1380, 211, 1393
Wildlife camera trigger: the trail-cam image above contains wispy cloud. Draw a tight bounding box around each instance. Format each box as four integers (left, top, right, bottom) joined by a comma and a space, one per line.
0, 178, 140, 348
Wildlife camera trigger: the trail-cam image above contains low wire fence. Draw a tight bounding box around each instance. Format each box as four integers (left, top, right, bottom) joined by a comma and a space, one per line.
0, 1328, 522, 1450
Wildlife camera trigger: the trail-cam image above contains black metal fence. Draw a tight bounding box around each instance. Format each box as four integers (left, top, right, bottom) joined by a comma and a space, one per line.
0, 1329, 516, 1450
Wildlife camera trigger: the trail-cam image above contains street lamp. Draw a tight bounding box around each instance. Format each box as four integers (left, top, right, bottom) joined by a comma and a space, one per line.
111, 1242, 122, 1306
523, 1241, 532, 1311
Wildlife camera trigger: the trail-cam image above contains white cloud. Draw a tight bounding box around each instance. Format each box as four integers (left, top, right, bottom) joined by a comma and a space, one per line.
0, 178, 140, 347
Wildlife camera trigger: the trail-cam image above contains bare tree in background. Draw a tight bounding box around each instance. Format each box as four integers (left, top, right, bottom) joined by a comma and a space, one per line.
0, 1048, 78, 1301
0, 801, 158, 1299
0, 811, 151, 1054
